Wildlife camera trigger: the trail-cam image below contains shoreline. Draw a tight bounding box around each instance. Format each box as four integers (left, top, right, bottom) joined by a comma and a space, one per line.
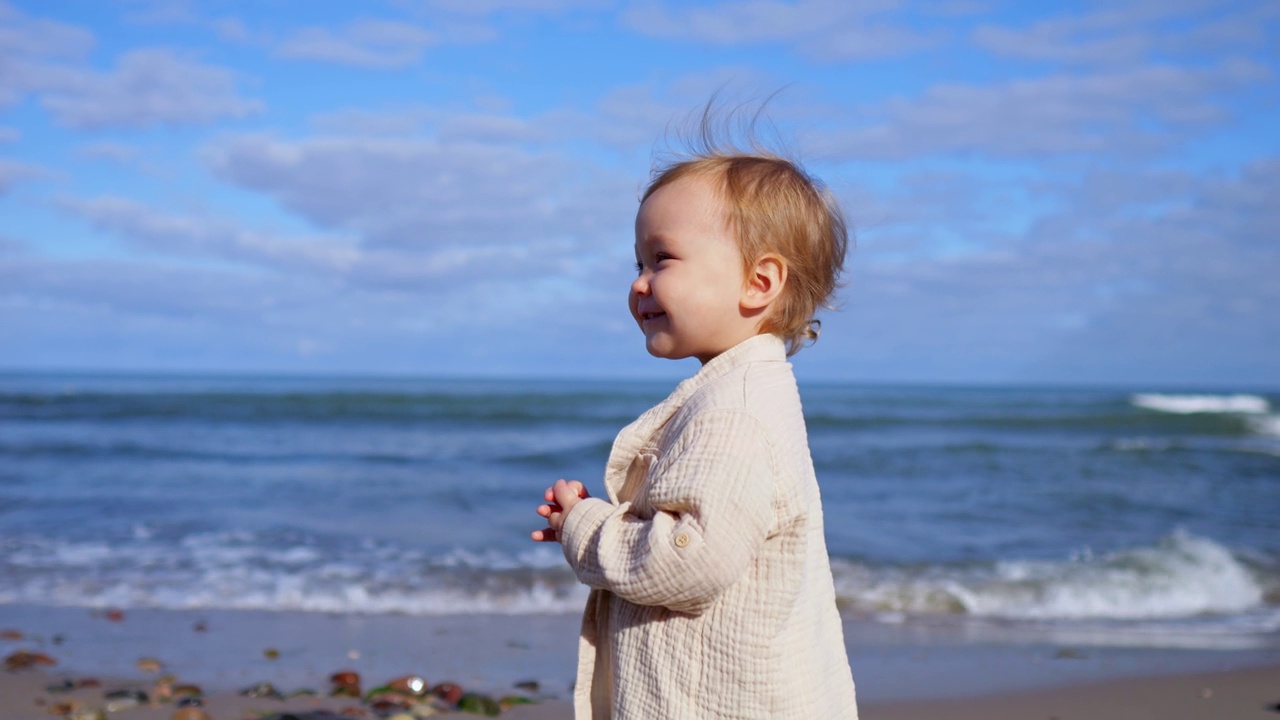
2, 604, 1278, 718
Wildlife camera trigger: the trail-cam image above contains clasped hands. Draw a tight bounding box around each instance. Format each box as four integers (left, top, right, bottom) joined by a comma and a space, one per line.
531, 479, 590, 543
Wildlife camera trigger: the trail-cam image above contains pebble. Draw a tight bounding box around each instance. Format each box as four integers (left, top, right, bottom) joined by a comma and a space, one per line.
0, 629, 23, 641
45, 678, 77, 694
456, 693, 500, 717
239, 682, 284, 700
171, 707, 211, 720
430, 682, 463, 705
388, 675, 429, 696
137, 657, 164, 673
329, 670, 361, 698
4, 650, 58, 671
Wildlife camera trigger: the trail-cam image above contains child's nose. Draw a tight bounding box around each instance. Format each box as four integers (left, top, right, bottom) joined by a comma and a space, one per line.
631, 272, 649, 295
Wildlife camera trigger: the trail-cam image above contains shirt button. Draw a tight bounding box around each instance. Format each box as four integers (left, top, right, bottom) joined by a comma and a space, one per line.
674, 533, 690, 548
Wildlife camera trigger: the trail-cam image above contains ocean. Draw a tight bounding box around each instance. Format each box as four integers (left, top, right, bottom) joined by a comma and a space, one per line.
2, 372, 1278, 652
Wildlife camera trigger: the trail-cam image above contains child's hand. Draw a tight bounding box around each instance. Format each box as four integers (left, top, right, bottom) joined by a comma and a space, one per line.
531, 479, 589, 543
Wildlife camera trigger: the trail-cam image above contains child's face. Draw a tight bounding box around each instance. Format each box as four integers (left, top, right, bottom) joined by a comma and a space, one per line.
631, 175, 757, 364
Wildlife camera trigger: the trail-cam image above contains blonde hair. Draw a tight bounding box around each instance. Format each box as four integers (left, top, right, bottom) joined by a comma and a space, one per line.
643, 143, 849, 356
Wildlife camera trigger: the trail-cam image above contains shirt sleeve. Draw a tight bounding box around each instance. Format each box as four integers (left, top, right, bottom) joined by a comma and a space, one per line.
559, 408, 776, 615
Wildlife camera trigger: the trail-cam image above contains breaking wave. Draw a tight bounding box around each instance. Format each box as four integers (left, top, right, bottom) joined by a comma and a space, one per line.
831, 531, 1276, 627
1131, 393, 1269, 415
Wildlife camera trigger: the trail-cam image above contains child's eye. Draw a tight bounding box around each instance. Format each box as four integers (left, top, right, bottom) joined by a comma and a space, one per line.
655, 252, 673, 264
634, 261, 644, 274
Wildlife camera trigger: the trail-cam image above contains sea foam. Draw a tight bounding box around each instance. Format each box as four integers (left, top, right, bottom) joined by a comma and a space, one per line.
832, 531, 1269, 623
1131, 393, 1270, 415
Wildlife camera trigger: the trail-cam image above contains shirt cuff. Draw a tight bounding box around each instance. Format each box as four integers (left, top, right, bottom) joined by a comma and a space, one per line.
560, 496, 614, 571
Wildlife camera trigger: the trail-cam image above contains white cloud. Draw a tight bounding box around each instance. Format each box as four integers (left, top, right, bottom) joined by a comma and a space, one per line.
29, 48, 262, 129
59, 195, 361, 273
0, 158, 46, 194
819, 157, 1280, 383
623, 0, 934, 60
972, 1, 1278, 65
76, 141, 140, 163
277, 19, 437, 69
396, 0, 612, 15
816, 60, 1269, 159
202, 132, 633, 261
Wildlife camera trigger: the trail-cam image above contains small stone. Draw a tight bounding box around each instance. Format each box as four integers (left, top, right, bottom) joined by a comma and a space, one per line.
171, 707, 210, 720
105, 689, 149, 704
513, 680, 539, 693
68, 711, 104, 720
329, 670, 361, 697
387, 714, 418, 720
456, 693, 500, 717
46, 678, 77, 693
105, 697, 141, 713
193, 621, 208, 633
338, 706, 368, 718
240, 682, 284, 700
137, 657, 164, 673
176, 697, 203, 708
389, 676, 429, 696
263, 648, 280, 660
104, 610, 125, 623
77, 679, 102, 689
499, 695, 533, 709
1052, 647, 1086, 660
48, 701, 79, 716
431, 683, 463, 706
1201, 687, 1213, 699
0, 629, 23, 641
5, 650, 57, 671
172, 685, 203, 700
370, 697, 413, 714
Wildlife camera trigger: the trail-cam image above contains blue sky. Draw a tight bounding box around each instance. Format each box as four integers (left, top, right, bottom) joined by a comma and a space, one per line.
1, 0, 1277, 386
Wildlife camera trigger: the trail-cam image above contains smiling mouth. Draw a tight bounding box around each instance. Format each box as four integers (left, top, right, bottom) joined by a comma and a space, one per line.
640, 311, 666, 322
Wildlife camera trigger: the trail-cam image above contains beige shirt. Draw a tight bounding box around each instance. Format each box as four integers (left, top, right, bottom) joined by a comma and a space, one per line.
561, 334, 859, 719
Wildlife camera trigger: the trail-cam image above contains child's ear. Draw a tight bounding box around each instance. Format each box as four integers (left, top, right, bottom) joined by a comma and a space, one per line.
742, 254, 787, 311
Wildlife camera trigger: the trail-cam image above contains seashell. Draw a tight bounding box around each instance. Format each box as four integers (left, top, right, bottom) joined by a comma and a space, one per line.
104, 697, 140, 713
136, 658, 163, 673
263, 648, 280, 660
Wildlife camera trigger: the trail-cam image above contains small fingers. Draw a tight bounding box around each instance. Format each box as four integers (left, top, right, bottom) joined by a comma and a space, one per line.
530, 528, 558, 542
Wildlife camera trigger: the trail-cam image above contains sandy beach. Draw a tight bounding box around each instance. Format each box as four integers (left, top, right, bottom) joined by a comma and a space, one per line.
3, 605, 1277, 720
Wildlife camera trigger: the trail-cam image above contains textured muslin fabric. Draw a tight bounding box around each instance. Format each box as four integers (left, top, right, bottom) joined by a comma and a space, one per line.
560, 334, 858, 719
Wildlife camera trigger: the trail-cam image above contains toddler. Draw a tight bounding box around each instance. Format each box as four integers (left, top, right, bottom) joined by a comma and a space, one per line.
533, 139, 858, 719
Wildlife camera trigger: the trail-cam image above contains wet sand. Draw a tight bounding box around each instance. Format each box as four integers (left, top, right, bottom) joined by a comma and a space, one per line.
2, 605, 1277, 719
